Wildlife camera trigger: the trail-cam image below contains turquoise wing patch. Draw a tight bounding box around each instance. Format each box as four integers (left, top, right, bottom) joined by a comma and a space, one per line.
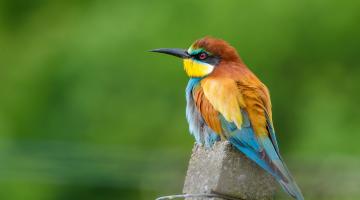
221, 109, 304, 200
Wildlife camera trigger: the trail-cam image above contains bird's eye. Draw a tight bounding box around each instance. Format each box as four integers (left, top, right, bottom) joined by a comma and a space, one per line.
198, 52, 208, 60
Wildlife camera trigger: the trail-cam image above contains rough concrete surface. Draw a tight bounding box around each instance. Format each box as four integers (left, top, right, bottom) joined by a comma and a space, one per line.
183, 141, 277, 200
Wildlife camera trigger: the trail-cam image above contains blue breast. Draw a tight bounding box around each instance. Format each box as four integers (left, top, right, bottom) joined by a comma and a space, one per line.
185, 78, 220, 147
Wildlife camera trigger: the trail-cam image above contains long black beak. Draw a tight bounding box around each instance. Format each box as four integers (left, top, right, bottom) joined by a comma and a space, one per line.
149, 48, 190, 58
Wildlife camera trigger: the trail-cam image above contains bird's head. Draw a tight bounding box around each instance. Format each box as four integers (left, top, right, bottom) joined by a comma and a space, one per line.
150, 36, 241, 78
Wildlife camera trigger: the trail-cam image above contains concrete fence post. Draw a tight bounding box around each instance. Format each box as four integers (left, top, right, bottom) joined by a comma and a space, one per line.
182, 141, 277, 200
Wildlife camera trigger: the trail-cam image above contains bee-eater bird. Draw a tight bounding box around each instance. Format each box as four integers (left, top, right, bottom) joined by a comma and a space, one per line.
150, 37, 304, 200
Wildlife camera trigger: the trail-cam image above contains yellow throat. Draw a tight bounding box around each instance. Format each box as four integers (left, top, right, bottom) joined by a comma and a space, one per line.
183, 59, 214, 78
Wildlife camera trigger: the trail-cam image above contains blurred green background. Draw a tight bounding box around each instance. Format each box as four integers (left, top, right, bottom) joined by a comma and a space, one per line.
0, 0, 359, 199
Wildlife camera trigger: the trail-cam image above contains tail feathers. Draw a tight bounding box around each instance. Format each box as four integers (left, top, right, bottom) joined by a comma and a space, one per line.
279, 179, 304, 200
260, 137, 304, 200
274, 157, 304, 200
230, 133, 304, 200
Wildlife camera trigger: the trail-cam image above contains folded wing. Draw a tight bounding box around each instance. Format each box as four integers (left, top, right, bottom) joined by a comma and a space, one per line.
196, 77, 304, 200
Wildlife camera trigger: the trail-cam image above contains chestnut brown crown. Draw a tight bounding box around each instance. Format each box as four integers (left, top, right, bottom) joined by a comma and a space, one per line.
191, 36, 242, 62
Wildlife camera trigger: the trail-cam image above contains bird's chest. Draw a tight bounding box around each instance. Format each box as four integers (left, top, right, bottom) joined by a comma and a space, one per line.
185, 78, 219, 147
